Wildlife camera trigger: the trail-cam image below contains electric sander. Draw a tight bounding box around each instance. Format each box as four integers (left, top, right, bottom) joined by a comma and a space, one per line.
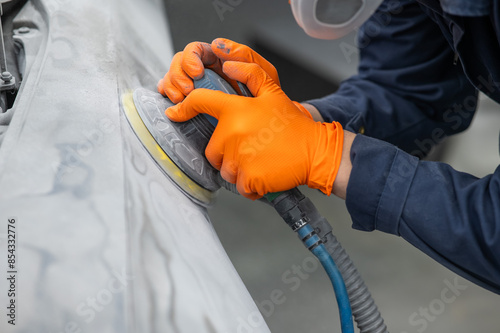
121, 70, 389, 333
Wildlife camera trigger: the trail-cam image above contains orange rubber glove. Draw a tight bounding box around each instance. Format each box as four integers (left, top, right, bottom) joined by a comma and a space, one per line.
158, 38, 280, 103
158, 38, 312, 119
166, 61, 343, 200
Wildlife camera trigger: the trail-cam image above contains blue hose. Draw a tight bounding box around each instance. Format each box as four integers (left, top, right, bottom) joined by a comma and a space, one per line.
297, 224, 354, 333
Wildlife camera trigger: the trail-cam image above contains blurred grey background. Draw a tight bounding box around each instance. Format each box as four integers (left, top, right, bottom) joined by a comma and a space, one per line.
163, 1, 500, 332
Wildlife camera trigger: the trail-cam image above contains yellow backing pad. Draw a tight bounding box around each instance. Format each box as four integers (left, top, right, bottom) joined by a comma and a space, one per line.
121, 91, 216, 206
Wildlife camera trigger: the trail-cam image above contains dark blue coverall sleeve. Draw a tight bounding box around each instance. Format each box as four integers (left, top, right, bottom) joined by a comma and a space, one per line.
307, 0, 500, 294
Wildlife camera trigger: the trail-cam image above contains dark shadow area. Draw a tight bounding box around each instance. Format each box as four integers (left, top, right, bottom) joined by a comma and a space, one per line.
163, 0, 291, 52
251, 40, 338, 102
162, 1, 338, 102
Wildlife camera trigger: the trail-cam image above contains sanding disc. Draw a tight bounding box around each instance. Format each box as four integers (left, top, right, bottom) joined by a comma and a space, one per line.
121, 89, 218, 206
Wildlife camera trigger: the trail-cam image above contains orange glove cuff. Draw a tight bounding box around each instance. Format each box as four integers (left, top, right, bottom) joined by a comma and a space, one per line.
307, 121, 344, 196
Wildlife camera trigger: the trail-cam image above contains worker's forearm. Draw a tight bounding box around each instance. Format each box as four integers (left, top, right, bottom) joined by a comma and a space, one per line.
332, 131, 355, 199
301, 103, 324, 122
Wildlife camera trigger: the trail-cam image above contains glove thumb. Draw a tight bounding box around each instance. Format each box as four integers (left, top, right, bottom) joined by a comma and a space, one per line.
165, 88, 235, 122
222, 61, 278, 97
212, 38, 280, 86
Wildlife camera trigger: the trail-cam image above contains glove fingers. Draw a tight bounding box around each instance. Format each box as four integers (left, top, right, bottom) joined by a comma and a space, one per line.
222, 61, 277, 97
219, 159, 238, 183
157, 78, 166, 96
159, 52, 193, 103
160, 74, 186, 104
212, 38, 280, 86
205, 127, 225, 170
236, 173, 262, 200
165, 88, 235, 122
180, 42, 241, 97
182, 42, 219, 79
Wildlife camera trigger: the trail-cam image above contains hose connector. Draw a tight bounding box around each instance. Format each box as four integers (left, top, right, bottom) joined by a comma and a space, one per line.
296, 222, 323, 251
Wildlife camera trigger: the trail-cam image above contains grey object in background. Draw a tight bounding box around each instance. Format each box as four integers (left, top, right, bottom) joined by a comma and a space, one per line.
0, 0, 270, 332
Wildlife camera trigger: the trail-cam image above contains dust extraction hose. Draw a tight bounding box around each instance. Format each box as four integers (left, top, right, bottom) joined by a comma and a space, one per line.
267, 188, 389, 333
297, 223, 354, 333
